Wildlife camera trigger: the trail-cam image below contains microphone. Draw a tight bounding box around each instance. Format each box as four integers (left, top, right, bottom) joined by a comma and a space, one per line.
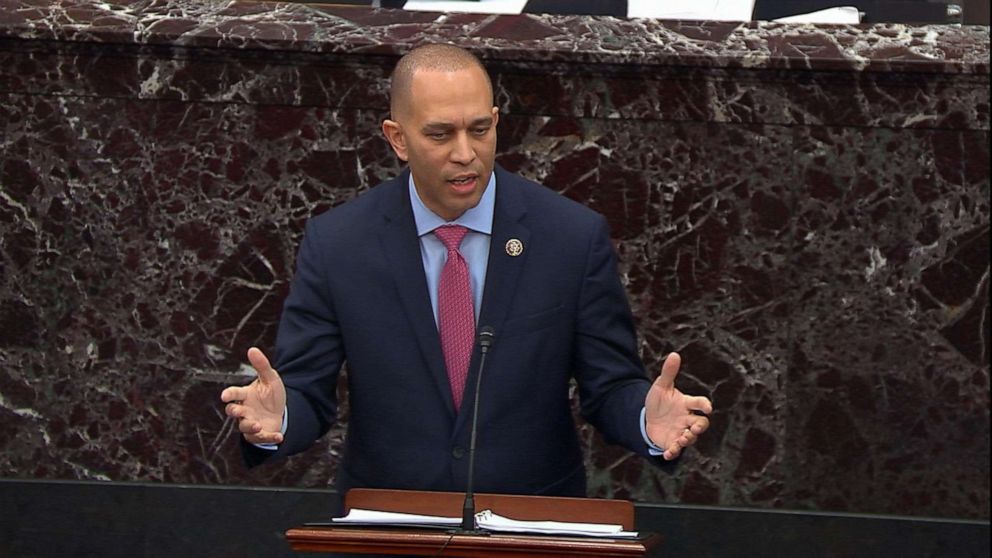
458, 326, 495, 534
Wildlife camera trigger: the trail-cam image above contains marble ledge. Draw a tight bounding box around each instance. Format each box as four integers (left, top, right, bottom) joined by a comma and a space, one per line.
0, 0, 987, 75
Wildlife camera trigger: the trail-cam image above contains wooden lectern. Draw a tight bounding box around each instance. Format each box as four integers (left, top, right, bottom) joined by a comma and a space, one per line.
285, 488, 661, 557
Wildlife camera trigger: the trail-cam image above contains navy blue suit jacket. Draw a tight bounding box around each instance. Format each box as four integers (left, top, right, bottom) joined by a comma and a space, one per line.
247, 166, 666, 497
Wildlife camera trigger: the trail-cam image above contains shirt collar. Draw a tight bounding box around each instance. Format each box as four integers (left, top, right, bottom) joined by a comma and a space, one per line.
409, 171, 496, 236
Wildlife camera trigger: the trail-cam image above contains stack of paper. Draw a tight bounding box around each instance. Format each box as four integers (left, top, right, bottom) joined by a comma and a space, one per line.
403, 0, 528, 14
401, 0, 759, 20
332, 508, 460, 528
475, 509, 638, 538
772, 6, 862, 23
331, 508, 639, 538
627, 0, 757, 21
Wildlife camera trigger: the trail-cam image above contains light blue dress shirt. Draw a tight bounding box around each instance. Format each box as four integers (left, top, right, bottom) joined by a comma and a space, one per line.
408, 173, 494, 326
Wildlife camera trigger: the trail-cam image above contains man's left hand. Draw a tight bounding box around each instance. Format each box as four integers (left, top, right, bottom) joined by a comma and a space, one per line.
645, 352, 713, 460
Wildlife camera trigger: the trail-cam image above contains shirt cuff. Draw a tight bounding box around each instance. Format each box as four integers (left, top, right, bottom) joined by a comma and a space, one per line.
640, 407, 665, 456
251, 406, 288, 451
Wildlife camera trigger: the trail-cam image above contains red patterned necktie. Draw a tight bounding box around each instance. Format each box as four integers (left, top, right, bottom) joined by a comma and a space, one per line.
434, 224, 475, 411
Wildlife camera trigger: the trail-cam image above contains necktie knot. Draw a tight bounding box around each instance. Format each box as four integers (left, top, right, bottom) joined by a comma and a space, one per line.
434, 224, 469, 252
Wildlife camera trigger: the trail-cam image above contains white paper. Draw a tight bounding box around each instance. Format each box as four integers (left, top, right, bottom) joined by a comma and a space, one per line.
332, 508, 639, 538
476, 510, 639, 538
402, 0, 529, 14
627, 0, 756, 21
331, 508, 460, 527
773, 6, 861, 23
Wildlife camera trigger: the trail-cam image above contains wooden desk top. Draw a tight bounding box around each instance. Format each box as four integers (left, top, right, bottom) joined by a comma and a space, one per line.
286, 525, 662, 557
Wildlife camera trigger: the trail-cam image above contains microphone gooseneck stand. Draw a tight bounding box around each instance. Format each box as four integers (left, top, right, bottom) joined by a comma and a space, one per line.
452, 326, 495, 536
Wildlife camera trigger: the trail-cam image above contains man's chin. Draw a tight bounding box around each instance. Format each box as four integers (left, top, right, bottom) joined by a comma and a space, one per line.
440, 193, 486, 221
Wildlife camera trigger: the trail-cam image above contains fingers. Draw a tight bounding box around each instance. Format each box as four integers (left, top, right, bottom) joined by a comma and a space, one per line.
224, 402, 257, 430
225, 402, 242, 419
689, 415, 710, 435
220, 350, 284, 446
663, 434, 693, 460
227, 405, 284, 444
236, 415, 283, 443
247, 347, 280, 385
675, 427, 696, 448
220, 385, 249, 403
661, 416, 710, 461
225, 401, 263, 435
687, 394, 713, 415
655, 352, 681, 391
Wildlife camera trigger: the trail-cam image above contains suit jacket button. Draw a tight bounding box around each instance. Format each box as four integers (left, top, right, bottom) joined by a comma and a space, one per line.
451, 446, 465, 459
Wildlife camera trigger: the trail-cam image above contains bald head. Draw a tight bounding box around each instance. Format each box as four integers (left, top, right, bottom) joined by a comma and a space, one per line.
389, 44, 494, 120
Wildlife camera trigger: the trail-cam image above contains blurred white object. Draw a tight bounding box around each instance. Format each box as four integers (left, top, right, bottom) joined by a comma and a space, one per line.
403, 0, 529, 14
627, 0, 757, 21
773, 6, 862, 22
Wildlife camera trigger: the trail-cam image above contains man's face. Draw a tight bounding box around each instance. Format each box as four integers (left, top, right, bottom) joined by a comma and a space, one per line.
383, 66, 499, 222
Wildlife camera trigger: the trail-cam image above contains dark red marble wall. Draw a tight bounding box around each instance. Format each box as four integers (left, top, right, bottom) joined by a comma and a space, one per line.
0, 0, 988, 519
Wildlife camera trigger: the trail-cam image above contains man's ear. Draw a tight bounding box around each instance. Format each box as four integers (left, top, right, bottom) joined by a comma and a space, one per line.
382, 119, 409, 162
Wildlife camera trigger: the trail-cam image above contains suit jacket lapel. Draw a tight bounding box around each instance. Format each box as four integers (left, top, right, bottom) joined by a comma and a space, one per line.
376, 170, 456, 418
452, 168, 532, 434
477, 167, 531, 335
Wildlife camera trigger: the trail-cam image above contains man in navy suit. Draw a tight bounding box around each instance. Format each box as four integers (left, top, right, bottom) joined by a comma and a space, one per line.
221, 44, 712, 498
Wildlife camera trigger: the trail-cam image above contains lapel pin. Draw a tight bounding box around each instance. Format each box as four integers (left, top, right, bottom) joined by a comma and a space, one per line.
505, 238, 524, 257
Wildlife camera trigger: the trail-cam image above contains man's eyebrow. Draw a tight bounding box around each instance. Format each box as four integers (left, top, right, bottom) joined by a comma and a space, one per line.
469, 116, 494, 127
421, 116, 494, 133
421, 122, 455, 133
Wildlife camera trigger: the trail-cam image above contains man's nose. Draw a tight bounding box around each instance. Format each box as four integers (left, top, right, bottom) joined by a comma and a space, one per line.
449, 132, 475, 164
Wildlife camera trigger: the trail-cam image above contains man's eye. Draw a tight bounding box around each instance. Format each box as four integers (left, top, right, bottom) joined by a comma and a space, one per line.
429, 133, 447, 140
472, 127, 490, 135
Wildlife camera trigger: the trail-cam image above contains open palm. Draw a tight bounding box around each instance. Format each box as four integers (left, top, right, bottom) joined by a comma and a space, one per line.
220, 347, 286, 445
644, 352, 713, 460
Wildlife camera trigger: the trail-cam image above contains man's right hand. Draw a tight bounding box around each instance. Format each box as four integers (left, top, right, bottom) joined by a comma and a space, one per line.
221, 347, 287, 445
